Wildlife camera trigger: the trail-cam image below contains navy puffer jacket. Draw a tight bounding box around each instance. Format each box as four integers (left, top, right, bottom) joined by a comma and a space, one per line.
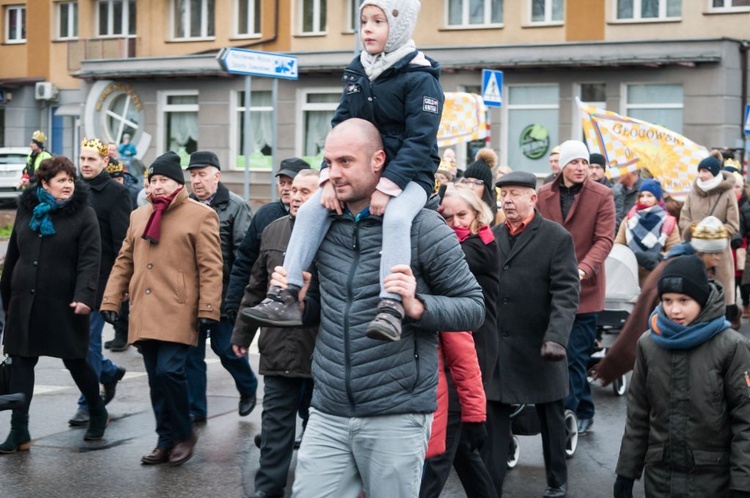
304, 204, 485, 418
328, 52, 444, 197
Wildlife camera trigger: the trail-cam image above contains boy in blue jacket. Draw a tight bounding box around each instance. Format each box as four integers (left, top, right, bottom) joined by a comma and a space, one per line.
246, 0, 444, 342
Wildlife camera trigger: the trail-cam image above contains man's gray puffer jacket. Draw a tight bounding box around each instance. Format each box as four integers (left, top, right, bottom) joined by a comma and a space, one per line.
303, 204, 485, 418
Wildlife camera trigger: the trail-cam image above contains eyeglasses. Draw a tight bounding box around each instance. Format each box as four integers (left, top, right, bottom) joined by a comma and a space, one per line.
459, 179, 485, 188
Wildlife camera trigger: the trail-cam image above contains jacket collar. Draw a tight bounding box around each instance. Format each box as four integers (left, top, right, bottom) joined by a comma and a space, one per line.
148, 185, 189, 211
83, 170, 113, 191
189, 181, 230, 208
496, 211, 543, 265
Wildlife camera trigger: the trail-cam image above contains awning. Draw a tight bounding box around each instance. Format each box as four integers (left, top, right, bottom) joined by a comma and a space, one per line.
54, 103, 82, 116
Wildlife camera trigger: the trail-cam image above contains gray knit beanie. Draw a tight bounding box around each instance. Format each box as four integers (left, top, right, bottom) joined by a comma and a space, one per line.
360, 0, 421, 53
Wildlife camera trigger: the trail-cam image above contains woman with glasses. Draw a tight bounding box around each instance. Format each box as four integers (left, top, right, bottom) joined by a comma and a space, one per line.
461, 148, 499, 225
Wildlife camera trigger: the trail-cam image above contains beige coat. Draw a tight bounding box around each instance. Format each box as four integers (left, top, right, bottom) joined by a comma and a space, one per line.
679, 171, 740, 305
101, 187, 222, 346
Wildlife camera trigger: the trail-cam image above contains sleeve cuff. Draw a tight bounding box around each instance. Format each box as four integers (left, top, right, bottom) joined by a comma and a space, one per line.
376, 177, 403, 197
319, 168, 330, 185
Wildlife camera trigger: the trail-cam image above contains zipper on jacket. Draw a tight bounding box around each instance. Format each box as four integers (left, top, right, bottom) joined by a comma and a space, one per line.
344, 221, 360, 409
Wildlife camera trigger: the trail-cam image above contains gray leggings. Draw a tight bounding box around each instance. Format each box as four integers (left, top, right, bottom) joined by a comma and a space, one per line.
283, 181, 427, 300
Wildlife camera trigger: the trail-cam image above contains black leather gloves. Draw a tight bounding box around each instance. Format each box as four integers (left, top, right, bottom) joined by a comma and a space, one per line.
101, 310, 119, 324
613, 475, 634, 498
462, 422, 487, 451
225, 308, 238, 325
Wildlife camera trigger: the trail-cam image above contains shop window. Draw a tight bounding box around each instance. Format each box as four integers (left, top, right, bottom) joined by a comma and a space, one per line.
58, 2, 78, 40
616, 0, 681, 20
530, 0, 563, 23
301, 0, 326, 34
300, 91, 339, 165
625, 84, 683, 133
447, 0, 503, 26
235, 90, 273, 169
236, 0, 260, 36
5, 5, 25, 43
506, 85, 559, 174
97, 0, 136, 37
173, 0, 214, 39
163, 92, 199, 166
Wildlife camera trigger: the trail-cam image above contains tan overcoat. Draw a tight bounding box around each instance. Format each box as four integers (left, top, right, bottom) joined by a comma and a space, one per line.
679, 171, 739, 305
101, 187, 222, 346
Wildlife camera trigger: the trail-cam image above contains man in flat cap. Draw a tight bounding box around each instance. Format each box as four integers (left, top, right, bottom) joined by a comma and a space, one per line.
185, 150, 257, 422
223, 157, 311, 324
483, 171, 580, 498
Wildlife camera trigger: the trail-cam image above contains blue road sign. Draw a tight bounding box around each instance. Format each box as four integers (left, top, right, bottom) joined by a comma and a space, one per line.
482, 69, 503, 108
218, 48, 299, 80
745, 104, 750, 135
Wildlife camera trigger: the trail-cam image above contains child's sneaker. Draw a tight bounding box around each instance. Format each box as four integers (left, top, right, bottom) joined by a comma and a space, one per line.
242, 286, 303, 327
366, 299, 404, 341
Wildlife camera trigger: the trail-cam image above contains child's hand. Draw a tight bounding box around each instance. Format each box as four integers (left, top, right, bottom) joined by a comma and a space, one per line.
321, 182, 343, 215
384, 265, 423, 320
370, 190, 392, 216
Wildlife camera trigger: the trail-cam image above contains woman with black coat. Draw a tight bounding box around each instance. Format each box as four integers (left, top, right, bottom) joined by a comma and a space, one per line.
421, 183, 500, 498
0, 156, 108, 453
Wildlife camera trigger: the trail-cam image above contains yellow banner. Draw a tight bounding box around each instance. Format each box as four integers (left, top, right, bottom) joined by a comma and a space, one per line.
577, 98, 707, 199
438, 92, 487, 148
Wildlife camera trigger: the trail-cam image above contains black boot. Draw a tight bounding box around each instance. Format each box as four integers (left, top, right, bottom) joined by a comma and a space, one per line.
84, 401, 109, 441
109, 321, 129, 352
727, 304, 741, 331
0, 413, 31, 454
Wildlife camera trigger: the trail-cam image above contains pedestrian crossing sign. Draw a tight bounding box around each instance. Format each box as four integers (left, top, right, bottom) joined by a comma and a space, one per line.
482, 69, 503, 108
745, 104, 750, 134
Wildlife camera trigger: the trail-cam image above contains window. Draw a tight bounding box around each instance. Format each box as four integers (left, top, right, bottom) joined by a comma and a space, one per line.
235, 90, 273, 169
616, 0, 681, 20
97, 0, 136, 36
530, 0, 563, 23
301, 0, 326, 34
709, 0, 750, 10
299, 91, 339, 164
348, 0, 358, 32
162, 92, 199, 166
506, 85, 559, 174
173, 0, 214, 39
106, 93, 141, 144
5, 5, 25, 43
236, 0, 260, 36
447, 0, 503, 26
625, 84, 683, 133
58, 2, 78, 40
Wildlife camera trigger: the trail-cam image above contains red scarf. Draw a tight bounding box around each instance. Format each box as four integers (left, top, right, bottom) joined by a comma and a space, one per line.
142, 187, 182, 244
453, 225, 495, 245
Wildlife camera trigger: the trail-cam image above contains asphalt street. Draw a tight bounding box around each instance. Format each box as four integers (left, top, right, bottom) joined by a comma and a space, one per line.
3, 323, 747, 497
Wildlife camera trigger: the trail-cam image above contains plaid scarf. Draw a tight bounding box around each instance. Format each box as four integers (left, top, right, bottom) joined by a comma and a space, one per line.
625, 204, 667, 255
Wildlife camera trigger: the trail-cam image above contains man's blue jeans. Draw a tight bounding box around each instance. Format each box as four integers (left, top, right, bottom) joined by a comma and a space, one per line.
564, 313, 598, 421
78, 310, 121, 409
185, 318, 258, 418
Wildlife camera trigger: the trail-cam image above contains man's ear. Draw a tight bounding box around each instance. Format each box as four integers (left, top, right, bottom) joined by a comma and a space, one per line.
102, 155, 110, 166
371, 149, 386, 173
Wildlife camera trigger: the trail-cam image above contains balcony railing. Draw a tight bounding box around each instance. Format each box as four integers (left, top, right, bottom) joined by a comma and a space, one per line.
68, 37, 137, 73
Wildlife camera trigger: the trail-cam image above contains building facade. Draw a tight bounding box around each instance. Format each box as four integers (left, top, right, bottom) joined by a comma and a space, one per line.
0, 0, 748, 197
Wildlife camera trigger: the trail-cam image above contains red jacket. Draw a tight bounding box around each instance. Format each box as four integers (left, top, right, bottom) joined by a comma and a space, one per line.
537, 176, 615, 314
425, 331, 486, 459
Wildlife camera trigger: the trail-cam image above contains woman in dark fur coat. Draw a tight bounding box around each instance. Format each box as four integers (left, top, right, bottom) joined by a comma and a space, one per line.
0, 156, 108, 453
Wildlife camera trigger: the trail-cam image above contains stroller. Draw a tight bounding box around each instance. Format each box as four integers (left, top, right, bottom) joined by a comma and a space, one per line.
506, 404, 578, 469
588, 243, 642, 396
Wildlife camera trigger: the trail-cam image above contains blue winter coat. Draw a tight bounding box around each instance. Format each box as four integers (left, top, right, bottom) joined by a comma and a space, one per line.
328, 52, 444, 197
303, 202, 485, 418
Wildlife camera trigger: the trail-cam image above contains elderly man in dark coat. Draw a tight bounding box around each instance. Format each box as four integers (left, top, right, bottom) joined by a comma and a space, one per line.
484, 172, 580, 498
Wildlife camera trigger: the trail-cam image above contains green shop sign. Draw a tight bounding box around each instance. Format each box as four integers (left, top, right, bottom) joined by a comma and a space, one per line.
520, 124, 550, 160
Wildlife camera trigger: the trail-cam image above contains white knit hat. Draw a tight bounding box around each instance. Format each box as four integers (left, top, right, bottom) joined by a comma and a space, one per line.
360, 0, 421, 53
690, 216, 728, 253
558, 140, 590, 170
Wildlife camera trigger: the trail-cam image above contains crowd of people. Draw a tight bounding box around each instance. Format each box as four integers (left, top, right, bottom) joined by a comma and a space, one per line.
2, 0, 750, 497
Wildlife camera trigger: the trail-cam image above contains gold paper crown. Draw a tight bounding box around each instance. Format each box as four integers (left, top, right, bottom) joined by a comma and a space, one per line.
32, 130, 47, 143
106, 157, 123, 175
724, 158, 742, 170
81, 137, 108, 157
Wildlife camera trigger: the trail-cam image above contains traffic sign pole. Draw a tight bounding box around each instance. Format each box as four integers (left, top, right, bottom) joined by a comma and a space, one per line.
243, 76, 252, 201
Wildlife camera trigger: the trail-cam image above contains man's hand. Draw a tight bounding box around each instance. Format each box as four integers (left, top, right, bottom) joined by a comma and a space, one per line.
613, 476, 634, 498
462, 422, 487, 451
541, 340, 566, 361
232, 344, 248, 358
270, 267, 312, 303
198, 318, 219, 333
70, 302, 91, 315
369, 190, 392, 216
321, 181, 343, 215
101, 310, 119, 323
383, 265, 424, 320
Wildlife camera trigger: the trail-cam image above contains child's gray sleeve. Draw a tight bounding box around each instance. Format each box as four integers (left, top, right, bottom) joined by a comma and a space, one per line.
615, 338, 651, 480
